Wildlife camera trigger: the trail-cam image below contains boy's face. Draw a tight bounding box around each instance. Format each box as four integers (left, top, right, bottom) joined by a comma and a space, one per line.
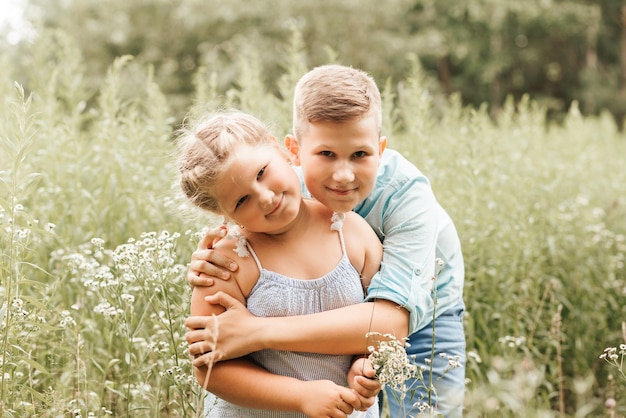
286, 114, 386, 213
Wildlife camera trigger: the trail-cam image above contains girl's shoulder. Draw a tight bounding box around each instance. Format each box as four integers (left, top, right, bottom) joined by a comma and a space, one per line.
342, 211, 375, 235
213, 234, 260, 297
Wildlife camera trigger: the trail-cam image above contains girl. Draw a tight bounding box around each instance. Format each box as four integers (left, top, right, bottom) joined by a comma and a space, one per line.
177, 110, 382, 418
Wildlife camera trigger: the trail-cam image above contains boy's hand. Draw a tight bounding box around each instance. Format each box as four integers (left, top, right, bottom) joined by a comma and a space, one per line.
347, 357, 380, 411
186, 292, 260, 363
188, 226, 239, 287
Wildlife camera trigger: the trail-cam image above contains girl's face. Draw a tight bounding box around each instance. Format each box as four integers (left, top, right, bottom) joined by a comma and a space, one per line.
215, 143, 301, 234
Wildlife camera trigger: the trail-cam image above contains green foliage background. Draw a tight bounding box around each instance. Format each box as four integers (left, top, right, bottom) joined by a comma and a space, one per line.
5, 0, 626, 125
1, 1, 626, 417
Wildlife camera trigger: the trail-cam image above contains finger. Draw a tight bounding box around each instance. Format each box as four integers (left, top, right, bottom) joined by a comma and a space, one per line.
185, 316, 214, 332
191, 249, 238, 277
205, 291, 243, 310
192, 351, 221, 368
359, 360, 376, 378
187, 268, 215, 287
188, 341, 214, 359
338, 398, 354, 415
340, 390, 359, 411
206, 249, 239, 273
211, 225, 229, 246
186, 328, 216, 347
353, 375, 380, 393
196, 226, 227, 250
351, 387, 377, 411
188, 256, 233, 282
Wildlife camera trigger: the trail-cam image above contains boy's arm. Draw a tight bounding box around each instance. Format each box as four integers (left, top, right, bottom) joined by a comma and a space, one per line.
187, 296, 408, 362
186, 216, 407, 361
363, 175, 437, 334
361, 167, 464, 334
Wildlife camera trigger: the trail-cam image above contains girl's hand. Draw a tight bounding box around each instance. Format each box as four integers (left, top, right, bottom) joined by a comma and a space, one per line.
347, 356, 380, 411
299, 380, 357, 418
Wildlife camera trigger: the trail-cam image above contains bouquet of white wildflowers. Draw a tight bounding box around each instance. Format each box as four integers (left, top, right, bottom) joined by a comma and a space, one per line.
366, 332, 420, 393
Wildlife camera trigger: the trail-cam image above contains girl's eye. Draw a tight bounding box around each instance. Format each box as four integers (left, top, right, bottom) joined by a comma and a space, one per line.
319, 151, 334, 157
257, 167, 265, 180
235, 196, 248, 209
353, 151, 367, 158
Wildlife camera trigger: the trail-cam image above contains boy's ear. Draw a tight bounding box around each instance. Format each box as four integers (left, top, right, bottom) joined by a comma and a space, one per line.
284, 135, 302, 166
379, 136, 388, 156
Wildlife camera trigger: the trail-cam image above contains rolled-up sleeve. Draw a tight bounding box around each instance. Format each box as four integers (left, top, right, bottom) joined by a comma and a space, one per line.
361, 171, 438, 334
300, 149, 464, 334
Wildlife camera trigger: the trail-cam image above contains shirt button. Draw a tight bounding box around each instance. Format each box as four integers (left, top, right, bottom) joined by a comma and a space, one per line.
413, 268, 421, 275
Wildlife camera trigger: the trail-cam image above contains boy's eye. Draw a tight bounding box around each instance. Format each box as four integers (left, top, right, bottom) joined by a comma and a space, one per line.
353, 151, 367, 158
319, 150, 334, 157
257, 167, 265, 179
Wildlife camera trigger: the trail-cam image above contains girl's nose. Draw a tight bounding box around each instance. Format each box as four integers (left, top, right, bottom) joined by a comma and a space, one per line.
258, 188, 274, 209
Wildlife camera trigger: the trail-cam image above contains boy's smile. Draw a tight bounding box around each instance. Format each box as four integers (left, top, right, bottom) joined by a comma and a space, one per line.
286, 113, 386, 213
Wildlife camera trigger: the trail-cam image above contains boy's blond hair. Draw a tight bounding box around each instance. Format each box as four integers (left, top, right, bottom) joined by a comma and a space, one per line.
292, 64, 382, 140
177, 110, 276, 213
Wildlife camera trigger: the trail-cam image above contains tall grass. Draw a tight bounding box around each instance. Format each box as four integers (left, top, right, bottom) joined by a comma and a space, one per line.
1, 29, 625, 417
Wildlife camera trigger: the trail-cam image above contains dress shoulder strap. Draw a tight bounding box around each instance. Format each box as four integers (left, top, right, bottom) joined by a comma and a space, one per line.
229, 228, 263, 271
331, 212, 348, 256
245, 243, 263, 271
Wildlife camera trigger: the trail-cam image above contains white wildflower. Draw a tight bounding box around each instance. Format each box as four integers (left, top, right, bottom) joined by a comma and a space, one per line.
94, 302, 123, 317
120, 293, 135, 304
11, 298, 23, 311
366, 332, 419, 392
60, 310, 76, 327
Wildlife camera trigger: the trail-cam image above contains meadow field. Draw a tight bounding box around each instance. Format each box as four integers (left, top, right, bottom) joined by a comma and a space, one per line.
1, 34, 626, 417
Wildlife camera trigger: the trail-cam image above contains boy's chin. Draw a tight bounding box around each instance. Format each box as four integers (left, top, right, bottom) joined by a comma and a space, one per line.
317, 199, 359, 213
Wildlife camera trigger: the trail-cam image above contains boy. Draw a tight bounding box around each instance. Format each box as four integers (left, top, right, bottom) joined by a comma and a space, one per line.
186, 64, 466, 416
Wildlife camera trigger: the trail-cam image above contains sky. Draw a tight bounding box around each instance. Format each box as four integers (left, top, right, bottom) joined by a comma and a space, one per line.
0, 0, 32, 44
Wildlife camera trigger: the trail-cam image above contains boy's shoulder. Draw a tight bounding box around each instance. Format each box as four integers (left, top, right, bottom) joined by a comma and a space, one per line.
380, 148, 419, 170
376, 148, 424, 185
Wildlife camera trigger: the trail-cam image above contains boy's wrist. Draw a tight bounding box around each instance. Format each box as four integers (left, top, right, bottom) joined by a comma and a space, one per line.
242, 315, 278, 352
258, 316, 284, 351
255, 316, 298, 351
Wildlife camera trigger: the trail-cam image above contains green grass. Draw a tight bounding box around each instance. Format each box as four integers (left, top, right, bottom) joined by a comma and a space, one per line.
1, 33, 625, 417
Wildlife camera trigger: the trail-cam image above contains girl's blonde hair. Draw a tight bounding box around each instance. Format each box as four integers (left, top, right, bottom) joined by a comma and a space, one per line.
292, 64, 382, 140
177, 110, 276, 213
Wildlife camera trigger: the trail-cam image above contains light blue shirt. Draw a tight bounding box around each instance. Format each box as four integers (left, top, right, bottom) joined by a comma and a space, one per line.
298, 148, 464, 333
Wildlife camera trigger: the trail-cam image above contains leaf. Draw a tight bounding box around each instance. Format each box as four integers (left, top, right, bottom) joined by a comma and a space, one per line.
14, 353, 50, 375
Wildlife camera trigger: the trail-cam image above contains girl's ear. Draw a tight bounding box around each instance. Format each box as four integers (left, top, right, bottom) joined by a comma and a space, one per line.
284, 135, 301, 166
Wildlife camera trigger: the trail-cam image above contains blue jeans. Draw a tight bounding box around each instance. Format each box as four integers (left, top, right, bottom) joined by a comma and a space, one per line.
381, 303, 466, 417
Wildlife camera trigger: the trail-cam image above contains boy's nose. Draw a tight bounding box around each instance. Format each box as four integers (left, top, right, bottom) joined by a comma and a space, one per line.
332, 162, 355, 183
